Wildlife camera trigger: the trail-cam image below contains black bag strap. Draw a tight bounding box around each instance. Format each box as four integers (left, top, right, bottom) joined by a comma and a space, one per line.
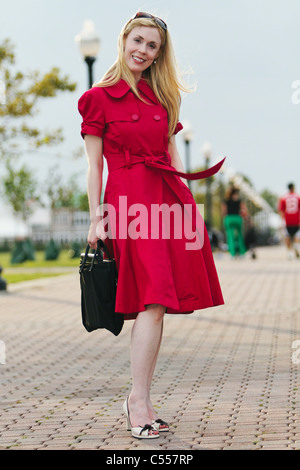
97, 239, 112, 260
80, 239, 112, 273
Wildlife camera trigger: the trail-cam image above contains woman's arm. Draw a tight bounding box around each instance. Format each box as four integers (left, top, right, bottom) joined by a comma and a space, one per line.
221, 202, 228, 217
168, 135, 188, 186
240, 201, 249, 219
84, 134, 104, 249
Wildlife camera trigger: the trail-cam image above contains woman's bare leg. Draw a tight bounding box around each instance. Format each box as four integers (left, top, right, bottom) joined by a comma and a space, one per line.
128, 303, 165, 428
146, 319, 164, 420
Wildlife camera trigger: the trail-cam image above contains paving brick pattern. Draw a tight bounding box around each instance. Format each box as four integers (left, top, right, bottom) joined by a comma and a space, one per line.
0, 246, 299, 450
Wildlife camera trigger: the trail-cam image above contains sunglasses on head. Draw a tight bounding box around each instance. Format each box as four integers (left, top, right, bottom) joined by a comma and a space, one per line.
133, 12, 167, 31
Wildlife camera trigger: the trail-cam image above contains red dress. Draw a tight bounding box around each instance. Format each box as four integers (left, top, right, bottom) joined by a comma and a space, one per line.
78, 78, 224, 319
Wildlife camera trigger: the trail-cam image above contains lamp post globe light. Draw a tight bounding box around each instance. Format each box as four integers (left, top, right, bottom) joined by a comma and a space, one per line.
75, 20, 100, 89
181, 120, 194, 190
201, 141, 213, 227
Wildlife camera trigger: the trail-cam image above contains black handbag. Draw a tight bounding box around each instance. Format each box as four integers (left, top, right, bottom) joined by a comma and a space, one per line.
79, 239, 123, 336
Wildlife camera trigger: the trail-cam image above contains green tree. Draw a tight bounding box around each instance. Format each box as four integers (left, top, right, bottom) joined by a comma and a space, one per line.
45, 167, 88, 210
0, 39, 76, 161
2, 163, 40, 223
260, 189, 279, 212
0, 38, 76, 230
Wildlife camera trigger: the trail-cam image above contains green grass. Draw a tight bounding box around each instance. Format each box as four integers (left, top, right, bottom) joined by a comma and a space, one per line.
4, 272, 74, 284
0, 250, 81, 269
0, 249, 81, 284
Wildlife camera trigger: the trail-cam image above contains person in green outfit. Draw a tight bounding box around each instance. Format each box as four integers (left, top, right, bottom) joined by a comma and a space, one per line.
222, 186, 248, 257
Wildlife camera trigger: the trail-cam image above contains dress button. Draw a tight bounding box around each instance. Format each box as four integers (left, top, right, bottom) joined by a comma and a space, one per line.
132, 114, 139, 121
154, 115, 161, 121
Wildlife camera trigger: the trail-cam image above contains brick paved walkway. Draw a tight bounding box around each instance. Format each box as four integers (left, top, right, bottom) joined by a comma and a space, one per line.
0, 245, 299, 450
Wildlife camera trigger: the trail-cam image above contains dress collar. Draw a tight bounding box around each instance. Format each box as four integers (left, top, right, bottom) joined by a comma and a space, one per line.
103, 79, 131, 98
137, 78, 158, 104
103, 78, 158, 104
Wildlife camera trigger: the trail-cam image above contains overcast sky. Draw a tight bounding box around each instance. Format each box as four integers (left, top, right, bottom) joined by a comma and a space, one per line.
0, 0, 299, 217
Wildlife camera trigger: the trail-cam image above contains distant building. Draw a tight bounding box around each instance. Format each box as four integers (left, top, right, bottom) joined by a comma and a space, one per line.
31, 208, 90, 244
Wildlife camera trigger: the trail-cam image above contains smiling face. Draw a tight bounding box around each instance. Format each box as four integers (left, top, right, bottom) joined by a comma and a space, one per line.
123, 26, 162, 82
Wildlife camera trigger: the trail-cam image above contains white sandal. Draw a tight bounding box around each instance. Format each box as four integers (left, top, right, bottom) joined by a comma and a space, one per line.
123, 398, 160, 439
152, 418, 169, 432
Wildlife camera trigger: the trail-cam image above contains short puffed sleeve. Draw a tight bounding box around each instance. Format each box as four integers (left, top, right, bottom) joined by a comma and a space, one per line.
174, 122, 183, 135
78, 87, 105, 139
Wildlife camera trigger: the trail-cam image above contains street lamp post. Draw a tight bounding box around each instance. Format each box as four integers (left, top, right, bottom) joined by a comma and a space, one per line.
201, 141, 213, 227
181, 121, 193, 190
85, 57, 96, 89
75, 20, 100, 89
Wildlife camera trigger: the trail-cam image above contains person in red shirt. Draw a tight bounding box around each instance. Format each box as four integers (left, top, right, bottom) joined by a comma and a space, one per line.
78, 12, 224, 439
278, 183, 300, 259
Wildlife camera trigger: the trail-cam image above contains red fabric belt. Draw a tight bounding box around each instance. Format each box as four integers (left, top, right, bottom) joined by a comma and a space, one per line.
107, 151, 226, 180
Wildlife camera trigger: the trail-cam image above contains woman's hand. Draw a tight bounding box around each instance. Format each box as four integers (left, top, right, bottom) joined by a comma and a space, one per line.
87, 218, 107, 250
87, 221, 99, 250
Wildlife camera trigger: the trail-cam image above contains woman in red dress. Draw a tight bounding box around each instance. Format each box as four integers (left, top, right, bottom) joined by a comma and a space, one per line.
78, 12, 224, 439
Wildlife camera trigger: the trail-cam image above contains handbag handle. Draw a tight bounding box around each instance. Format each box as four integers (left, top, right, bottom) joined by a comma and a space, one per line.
80, 239, 112, 273
97, 239, 112, 260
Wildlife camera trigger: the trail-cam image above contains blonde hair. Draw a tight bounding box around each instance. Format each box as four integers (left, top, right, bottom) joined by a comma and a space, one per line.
94, 15, 192, 138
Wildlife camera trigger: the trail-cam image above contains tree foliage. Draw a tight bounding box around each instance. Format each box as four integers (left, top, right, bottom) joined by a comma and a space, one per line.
0, 38, 76, 157
0, 38, 77, 223
2, 163, 40, 222
45, 167, 89, 211
260, 189, 279, 212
